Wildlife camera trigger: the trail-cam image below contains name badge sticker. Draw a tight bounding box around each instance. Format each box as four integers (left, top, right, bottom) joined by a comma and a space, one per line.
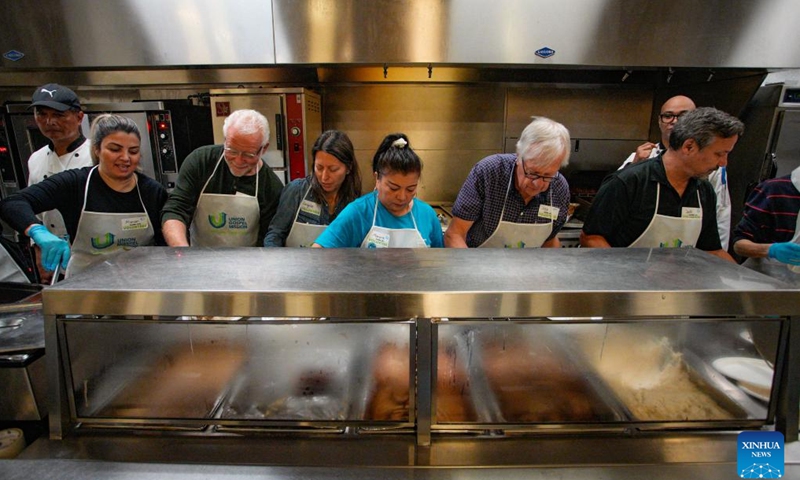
538, 205, 560, 220
365, 231, 390, 248
300, 199, 322, 217
682, 207, 701, 219
122, 216, 149, 231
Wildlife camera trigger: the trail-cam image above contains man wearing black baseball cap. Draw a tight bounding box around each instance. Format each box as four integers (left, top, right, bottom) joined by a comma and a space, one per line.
27, 83, 92, 280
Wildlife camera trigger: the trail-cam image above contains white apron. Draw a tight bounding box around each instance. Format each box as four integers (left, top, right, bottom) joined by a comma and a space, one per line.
190, 153, 261, 247
66, 166, 155, 277
629, 183, 703, 248
285, 184, 327, 248
360, 196, 429, 248
0, 244, 30, 283
479, 164, 555, 248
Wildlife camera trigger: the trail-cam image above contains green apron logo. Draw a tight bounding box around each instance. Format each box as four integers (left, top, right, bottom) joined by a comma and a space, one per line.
91, 233, 115, 249
208, 212, 227, 229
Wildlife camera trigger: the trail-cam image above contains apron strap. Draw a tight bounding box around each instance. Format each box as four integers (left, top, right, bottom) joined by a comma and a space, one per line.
293, 183, 314, 223
497, 160, 515, 224
199, 151, 226, 195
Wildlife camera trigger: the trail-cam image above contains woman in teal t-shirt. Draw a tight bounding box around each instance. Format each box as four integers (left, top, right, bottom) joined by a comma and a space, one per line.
312, 133, 443, 248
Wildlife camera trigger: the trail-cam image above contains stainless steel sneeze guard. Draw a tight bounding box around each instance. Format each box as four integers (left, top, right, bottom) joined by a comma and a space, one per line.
41, 247, 800, 447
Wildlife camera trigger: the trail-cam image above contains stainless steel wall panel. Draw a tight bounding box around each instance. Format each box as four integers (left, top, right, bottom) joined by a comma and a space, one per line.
506, 88, 653, 141
0, 0, 276, 68
323, 85, 505, 201
0, 68, 319, 89
273, 0, 800, 68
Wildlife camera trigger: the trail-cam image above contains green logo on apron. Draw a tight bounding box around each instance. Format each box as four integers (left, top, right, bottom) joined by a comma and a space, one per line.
208, 212, 227, 229
90, 233, 115, 249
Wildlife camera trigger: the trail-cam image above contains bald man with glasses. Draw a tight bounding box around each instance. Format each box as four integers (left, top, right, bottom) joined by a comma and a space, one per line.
619, 95, 732, 250
444, 116, 571, 248
161, 109, 284, 247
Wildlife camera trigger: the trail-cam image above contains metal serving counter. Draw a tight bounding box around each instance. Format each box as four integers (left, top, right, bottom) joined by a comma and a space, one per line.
41, 247, 800, 318
28, 248, 800, 476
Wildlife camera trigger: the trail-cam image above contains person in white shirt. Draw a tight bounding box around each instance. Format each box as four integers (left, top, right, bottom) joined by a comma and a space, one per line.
26, 83, 92, 280
619, 95, 732, 250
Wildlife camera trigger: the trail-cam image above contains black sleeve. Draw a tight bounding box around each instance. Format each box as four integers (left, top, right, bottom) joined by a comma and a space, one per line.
695, 181, 723, 251
160, 146, 214, 227
581, 173, 631, 247
258, 168, 285, 245
0, 167, 88, 240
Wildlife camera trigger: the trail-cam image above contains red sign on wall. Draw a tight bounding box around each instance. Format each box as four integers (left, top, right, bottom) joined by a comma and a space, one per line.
215, 102, 231, 117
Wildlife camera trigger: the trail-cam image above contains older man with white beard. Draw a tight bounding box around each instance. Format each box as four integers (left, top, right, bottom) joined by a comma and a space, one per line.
161, 109, 283, 247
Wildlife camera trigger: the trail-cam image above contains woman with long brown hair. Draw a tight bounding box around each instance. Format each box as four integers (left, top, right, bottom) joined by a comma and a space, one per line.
264, 130, 362, 247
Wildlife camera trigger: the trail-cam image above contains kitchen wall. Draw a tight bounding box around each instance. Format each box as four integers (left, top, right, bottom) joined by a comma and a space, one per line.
0, 69, 766, 206
323, 84, 504, 201
323, 84, 653, 202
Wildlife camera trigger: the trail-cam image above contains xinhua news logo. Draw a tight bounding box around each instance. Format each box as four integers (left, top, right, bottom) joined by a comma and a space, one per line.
737, 431, 784, 478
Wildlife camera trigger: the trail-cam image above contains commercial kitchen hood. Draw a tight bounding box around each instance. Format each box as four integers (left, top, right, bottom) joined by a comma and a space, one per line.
1, 0, 798, 71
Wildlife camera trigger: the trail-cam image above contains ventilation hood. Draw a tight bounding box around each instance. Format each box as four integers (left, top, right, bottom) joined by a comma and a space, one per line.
1, 0, 798, 72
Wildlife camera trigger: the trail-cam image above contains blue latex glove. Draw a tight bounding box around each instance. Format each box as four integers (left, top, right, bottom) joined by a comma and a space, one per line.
28, 224, 70, 272
767, 242, 800, 266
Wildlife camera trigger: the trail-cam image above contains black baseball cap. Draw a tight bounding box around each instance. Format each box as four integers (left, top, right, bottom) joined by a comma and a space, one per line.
29, 83, 81, 111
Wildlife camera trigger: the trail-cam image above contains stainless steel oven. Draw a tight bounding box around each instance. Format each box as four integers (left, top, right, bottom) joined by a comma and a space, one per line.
83, 102, 179, 190
209, 88, 322, 185
2, 102, 179, 194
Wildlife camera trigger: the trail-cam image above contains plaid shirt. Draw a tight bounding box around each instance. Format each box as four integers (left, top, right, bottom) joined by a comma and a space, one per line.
452, 154, 570, 247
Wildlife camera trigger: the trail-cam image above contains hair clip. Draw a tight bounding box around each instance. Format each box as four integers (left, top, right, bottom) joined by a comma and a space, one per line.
392, 138, 407, 149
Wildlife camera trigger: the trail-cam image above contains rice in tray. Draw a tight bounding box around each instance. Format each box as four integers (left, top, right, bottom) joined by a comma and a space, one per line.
583, 332, 733, 421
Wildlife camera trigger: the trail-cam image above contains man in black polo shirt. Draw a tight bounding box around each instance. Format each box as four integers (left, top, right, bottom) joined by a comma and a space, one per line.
580, 107, 742, 263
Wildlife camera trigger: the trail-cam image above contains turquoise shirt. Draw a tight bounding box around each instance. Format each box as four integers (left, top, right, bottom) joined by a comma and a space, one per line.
314, 191, 444, 248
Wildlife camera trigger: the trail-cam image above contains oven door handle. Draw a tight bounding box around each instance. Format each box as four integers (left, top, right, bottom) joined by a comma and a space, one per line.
275, 114, 284, 152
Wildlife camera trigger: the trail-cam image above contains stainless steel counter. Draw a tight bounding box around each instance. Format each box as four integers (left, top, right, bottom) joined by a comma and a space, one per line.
1, 461, 794, 480
33, 247, 800, 475
742, 257, 800, 288
43, 247, 800, 318
4, 433, 800, 478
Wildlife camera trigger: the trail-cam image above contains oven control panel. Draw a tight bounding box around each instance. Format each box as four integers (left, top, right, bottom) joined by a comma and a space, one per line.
149, 112, 178, 190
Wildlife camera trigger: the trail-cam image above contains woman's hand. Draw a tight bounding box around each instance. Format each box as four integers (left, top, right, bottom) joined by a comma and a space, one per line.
27, 224, 71, 271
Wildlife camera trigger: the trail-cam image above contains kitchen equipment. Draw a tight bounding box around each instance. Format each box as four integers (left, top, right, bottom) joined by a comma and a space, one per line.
0, 428, 25, 459
430, 204, 453, 234
3, 101, 180, 191
0, 116, 17, 205
209, 88, 322, 185
0, 282, 45, 422
133, 99, 215, 174
727, 84, 800, 230
42, 248, 798, 443
712, 357, 774, 402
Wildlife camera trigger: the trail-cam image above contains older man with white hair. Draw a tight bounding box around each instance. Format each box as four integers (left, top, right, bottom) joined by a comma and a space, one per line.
445, 116, 571, 248
161, 109, 284, 247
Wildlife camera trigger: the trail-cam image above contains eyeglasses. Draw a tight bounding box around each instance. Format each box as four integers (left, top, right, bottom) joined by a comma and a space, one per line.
224, 146, 260, 161
659, 111, 689, 123
520, 159, 557, 183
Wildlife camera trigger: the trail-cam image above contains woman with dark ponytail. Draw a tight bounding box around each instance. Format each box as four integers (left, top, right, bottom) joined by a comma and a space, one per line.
312, 133, 443, 248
